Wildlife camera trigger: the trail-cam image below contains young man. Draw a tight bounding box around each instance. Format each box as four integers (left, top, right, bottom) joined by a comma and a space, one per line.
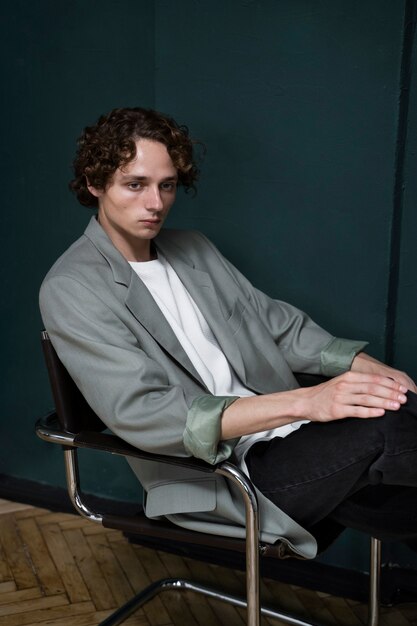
40, 107, 417, 558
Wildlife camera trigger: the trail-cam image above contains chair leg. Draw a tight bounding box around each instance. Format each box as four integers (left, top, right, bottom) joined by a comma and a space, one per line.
217, 461, 261, 625
367, 537, 381, 626
98, 577, 323, 626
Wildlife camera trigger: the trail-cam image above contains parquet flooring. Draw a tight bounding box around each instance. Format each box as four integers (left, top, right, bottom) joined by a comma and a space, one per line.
1, 499, 417, 626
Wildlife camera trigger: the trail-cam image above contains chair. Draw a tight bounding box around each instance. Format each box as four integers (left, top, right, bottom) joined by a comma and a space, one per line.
35, 331, 382, 626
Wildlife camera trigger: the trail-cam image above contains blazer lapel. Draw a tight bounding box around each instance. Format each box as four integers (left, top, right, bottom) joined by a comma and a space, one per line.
84, 217, 207, 388
125, 277, 207, 387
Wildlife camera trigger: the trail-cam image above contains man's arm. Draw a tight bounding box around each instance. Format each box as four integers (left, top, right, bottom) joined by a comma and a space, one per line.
40, 274, 236, 460
221, 360, 416, 440
189, 231, 367, 378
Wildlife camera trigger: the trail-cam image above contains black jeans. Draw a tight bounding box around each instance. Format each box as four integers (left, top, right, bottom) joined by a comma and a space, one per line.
246, 391, 417, 544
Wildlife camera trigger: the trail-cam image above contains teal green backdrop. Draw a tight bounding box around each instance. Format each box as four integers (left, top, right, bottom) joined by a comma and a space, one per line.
1, 0, 416, 572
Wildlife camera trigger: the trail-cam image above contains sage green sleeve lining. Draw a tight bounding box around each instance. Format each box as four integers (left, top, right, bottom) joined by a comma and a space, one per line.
321, 337, 369, 377
184, 339, 369, 462
183, 395, 240, 464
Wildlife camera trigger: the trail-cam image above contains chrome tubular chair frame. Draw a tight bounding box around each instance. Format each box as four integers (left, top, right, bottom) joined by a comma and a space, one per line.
36, 413, 381, 626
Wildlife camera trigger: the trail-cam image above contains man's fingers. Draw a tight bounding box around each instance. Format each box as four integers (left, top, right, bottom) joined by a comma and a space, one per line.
342, 370, 407, 390
337, 372, 409, 398
358, 385, 407, 404
350, 352, 416, 393
348, 405, 385, 419
395, 374, 417, 394
336, 385, 407, 410
351, 393, 403, 411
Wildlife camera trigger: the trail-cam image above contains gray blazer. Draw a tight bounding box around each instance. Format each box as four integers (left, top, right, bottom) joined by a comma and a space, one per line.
40, 217, 366, 558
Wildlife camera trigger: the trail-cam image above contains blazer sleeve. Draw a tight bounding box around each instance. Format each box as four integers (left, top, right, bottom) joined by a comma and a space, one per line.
190, 231, 368, 377
39, 274, 238, 463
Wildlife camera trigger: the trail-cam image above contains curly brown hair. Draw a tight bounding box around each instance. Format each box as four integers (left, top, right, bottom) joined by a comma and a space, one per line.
70, 107, 200, 207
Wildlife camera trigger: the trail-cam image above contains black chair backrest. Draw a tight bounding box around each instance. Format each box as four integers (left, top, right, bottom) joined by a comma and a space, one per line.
41, 331, 106, 434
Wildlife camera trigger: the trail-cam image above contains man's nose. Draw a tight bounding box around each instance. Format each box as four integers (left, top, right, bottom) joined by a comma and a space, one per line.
144, 186, 164, 211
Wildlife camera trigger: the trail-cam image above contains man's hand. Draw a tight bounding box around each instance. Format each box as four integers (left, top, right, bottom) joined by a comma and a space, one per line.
351, 352, 417, 393
299, 349, 417, 423
297, 370, 409, 423
221, 353, 416, 440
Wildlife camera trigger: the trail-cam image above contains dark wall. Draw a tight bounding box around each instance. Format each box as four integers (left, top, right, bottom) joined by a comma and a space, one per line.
1, 0, 155, 501
395, 3, 417, 378
157, 0, 406, 358
2, 0, 417, 570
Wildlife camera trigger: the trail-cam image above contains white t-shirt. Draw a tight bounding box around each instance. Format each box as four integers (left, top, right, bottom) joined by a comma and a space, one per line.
130, 253, 308, 467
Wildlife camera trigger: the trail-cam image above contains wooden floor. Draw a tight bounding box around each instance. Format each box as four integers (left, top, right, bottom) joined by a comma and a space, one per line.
1, 500, 417, 626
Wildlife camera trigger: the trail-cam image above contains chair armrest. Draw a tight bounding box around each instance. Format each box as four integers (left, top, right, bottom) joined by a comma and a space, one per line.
36, 412, 217, 474
294, 373, 329, 387
36, 412, 296, 558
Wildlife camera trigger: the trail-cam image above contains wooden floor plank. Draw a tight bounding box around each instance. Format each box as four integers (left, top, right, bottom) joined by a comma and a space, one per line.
86, 532, 134, 605
111, 539, 173, 625
24, 611, 111, 626
0, 593, 68, 617
18, 517, 66, 596
27, 610, 150, 626
14, 507, 50, 520
63, 527, 116, 610
0, 586, 41, 606
41, 523, 91, 604
36, 512, 79, 526
112, 541, 153, 594
0, 542, 12, 586
0, 580, 15, 593
0, 515, 38, 589
0, 601, 96, 626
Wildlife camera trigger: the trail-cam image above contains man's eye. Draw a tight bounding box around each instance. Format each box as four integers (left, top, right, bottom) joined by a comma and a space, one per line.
160, 182, 176, 191
128, 182, 142, 190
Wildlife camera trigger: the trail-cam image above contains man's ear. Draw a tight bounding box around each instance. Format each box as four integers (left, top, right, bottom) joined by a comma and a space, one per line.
86, 184, 102, 199
86, 176, 102, 199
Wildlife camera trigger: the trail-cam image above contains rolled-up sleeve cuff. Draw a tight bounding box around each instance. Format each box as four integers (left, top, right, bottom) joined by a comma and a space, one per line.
321, 337, 369, 377
183, 395, 240, 464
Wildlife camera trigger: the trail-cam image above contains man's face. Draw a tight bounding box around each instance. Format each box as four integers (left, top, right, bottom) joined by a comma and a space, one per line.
88, 139, 178, 261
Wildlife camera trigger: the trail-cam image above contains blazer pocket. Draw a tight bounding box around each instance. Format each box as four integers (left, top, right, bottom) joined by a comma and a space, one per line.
225, 299, 246, 335
145, 478, 217, 518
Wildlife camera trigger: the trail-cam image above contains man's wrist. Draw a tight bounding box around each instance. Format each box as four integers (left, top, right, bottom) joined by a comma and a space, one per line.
284, 387, 313, 421
350, 351, 376, 373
